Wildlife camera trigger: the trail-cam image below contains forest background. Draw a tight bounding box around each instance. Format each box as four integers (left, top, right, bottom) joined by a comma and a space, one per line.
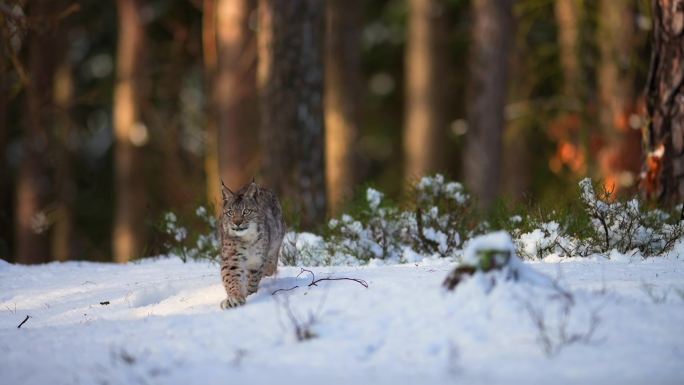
0, 0, 667, 263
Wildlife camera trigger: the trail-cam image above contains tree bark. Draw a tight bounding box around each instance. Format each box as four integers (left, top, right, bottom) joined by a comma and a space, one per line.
113, 0, 147, 263
258, 0, 326, 229
15, 0, 56, 264
204, 0, 258, 210
0, 15, 9, 260
403, 0, 448, 183
597, 0, 640, 193
555, 0, 580, 101
325, 0, 361, 215
216, 0, 259, 192
51, 52, 75, 262
642, 0, 684, 204
202, 0, 221, 209
464, 0, 514, 210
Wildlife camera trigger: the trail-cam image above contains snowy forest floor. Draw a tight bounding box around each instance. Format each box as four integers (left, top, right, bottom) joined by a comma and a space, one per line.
1, 255, 683, 385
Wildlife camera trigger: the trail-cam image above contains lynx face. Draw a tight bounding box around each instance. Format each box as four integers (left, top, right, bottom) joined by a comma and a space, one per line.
221, 183, 260, 238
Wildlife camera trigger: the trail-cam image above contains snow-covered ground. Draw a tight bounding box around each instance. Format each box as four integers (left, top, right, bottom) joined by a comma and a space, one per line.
1, 254, 683, 385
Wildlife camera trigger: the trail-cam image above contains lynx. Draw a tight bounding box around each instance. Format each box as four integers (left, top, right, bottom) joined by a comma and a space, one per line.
219, 180, 285, 309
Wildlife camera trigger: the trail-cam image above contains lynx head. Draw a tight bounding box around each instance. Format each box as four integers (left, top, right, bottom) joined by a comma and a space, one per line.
221, 180, 260, 238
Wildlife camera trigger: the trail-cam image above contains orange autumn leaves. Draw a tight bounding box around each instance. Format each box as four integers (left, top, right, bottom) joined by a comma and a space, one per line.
547, 100, 644, 196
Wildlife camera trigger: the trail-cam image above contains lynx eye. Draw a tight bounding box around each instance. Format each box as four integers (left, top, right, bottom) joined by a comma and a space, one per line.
226, 209, 234, 216
243, 209, 252, 215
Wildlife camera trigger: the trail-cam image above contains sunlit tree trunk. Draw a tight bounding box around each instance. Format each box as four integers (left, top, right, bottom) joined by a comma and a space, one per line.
325, 0, 361, 215
204, 0, 258, 211
641, 0, 684, 204
15, 0, 55, 264
597, 0, 639, 193
52, 55, 75, 262
403, 0, 447, 183
258, 0, 326, 229
216, 0, 259, 192
113, 0, 147, 263
464, 0, 514, 210
555, 0, 580, 101
202, 0, 220, 209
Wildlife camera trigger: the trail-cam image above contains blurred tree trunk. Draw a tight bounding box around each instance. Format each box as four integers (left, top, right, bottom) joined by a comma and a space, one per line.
204, 0, 259, 210
555, 0, 580, 101
641, 0, 684, 204
597, 0, 640, 193
464, 0, 514, 210
325, 0, 361, 215
15, 0, 57, 264
216, 0, 259, 192
202, 0, 220, 208
158, 23, 194, 211
258, 0, 326, 229
0, 21, 9, 259
113, 0, 147, 263
51, 51, 75, 262
403, 0, 447, 183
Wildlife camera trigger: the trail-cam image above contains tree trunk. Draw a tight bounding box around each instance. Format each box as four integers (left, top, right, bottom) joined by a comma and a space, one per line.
555, 0, 580, 101
0, 17, 9, 260
113, 0, 147, 263
204, 0, 258, 210
15, 0, 56, 264
202, 0, 221, 209
403, 0, 448, 183
642, 0, 684, 204
258, 0, 326, 229
51, 53, 75, 262
325, 0, 361, 215
158, 22, 195, 211
597, 0, 640, 193
463, 0, 514, 210
216, 0, 259, 192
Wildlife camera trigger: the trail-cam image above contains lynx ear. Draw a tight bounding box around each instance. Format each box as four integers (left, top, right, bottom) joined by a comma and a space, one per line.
221, 179, 234, 202
245, 181, 258, 199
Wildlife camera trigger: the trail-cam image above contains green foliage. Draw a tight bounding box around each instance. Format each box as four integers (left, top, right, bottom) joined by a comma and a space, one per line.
158, 206, 219, 263
160, 175, 683, 266
513, 179, 684, 260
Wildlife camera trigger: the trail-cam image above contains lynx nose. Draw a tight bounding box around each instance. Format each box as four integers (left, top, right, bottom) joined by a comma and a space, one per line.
233, 217, 243, 226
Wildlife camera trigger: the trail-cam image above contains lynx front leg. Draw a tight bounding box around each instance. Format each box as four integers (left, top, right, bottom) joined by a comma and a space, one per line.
220, 260, 247, 309
246, 264, 264, 295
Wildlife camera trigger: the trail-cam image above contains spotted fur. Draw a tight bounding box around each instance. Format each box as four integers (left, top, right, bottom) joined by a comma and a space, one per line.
219, 181, 285, 309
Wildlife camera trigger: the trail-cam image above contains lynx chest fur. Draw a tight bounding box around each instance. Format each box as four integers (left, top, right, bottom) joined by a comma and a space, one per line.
219, 181, 285, 309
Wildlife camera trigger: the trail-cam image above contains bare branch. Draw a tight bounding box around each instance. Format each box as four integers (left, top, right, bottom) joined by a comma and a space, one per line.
272, 268, 368, 295
17, 315, 30, 329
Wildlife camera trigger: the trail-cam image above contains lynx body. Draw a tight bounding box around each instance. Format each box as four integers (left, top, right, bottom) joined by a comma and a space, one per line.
219, 181, 285, 309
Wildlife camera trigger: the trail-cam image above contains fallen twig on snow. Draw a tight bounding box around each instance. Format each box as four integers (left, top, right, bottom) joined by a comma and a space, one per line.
271, 286, 300, 295
17, 315, 30, 329
271, 268, 368, 295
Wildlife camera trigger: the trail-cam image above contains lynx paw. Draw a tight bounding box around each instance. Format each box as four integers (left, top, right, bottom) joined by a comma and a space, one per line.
220, 296, 246, 309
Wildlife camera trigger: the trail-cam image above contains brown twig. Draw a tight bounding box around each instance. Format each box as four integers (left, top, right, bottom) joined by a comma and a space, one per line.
271, 286, 299, 295
17, 315, 30, 328
271, 268, 369, 295
298, 268, 369, 288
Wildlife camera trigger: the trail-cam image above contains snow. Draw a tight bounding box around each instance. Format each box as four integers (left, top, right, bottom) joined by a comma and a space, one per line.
1, 253, 683, 385
462, 231, 515, 265
366, 188, 383, 210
